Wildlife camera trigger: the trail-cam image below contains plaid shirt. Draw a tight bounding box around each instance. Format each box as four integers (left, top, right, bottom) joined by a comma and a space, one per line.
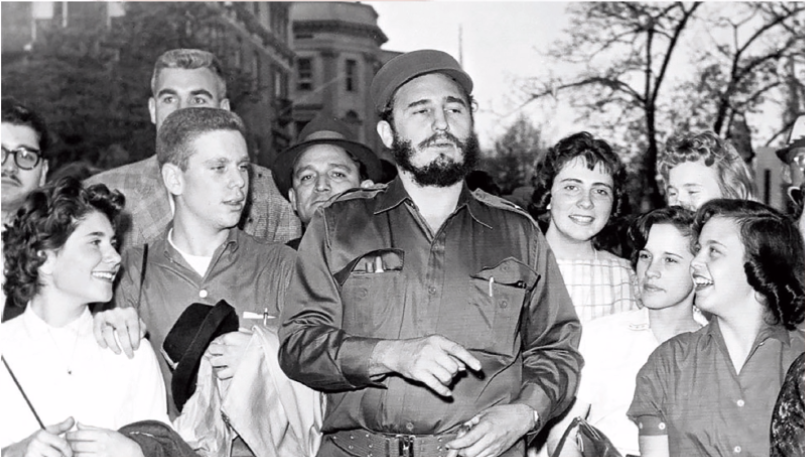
85, 155, 301, 253
555, 256, 639, 323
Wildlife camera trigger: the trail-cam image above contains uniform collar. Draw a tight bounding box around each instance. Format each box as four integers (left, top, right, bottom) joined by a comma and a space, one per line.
628, 307, 652, 331
374, 177, 493, 229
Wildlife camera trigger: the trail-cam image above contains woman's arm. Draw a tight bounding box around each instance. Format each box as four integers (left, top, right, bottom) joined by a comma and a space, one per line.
639, 434, 670, 457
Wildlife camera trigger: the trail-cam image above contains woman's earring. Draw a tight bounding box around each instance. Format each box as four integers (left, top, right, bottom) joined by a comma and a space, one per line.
547, 202, 552, 210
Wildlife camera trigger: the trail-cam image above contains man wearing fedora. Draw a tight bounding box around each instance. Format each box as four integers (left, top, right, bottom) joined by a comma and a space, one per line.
110, 107, 295, 421
272, 113, 383, 249
777, 114, 805, 240
279, 50, 581, 457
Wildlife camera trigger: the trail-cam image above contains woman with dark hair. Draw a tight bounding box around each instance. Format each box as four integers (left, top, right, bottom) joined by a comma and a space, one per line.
628, 199, 805, 457
1, 177, 169, 457
547, 207, 702, 456
529, 131, 638, 322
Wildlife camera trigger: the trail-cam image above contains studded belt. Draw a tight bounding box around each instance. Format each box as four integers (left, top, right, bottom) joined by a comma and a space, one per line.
329, 429, 458, 457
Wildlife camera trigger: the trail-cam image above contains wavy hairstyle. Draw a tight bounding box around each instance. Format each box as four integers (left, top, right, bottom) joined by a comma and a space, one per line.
151, 49, 227, 99
529, 131, 628, 233
693, 199, 804, 330
2, 177, 125, 308
627, 206, 695, 270
659, 131, 757, 201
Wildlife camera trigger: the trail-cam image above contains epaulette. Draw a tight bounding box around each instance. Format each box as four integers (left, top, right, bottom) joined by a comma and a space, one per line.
332, 183, 389, 203
472, 189, 540, 228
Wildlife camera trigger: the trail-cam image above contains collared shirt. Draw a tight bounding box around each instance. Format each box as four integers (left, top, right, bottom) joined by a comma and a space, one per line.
279, 178, 582, 438
628, 320, 805, 457
555, 256, 639, 323
0, 306, 169, 448
575, 308, 699, 456
85, 155, 302, 253
112, 227, 296, 418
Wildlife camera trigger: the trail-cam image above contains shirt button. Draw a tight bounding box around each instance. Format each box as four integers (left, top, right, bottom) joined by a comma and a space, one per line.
499, 299, 509, 308
406, 422, 415, 432
658, 422, 666, 430
736, 399, 745, 407
734, 445, 742, 453
199, 289, 208, 299
428, 286, 437, 295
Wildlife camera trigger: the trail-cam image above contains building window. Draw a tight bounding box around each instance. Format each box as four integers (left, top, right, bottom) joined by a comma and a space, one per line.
252, 50, 261, 92
274, 67, 287, 99
345, 59, 357, 92
232, 37, 243, 70
270, 4, 289, 44
297, 58, 313, 91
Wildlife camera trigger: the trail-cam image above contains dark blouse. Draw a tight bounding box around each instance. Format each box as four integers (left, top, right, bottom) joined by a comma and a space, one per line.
770, 352, 805, 457
628, 320, 805, 457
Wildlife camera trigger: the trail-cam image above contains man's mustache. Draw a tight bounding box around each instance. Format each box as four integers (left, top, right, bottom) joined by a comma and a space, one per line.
1, 171, 21, 185
418, 132, 465, 150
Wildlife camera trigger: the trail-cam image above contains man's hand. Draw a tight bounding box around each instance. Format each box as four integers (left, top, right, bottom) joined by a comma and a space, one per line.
445, 404, 536, 457
207, 329, 253, 380
92, 308, 145, 359
373, 335, 482, 397
2, 417, 75, 457
66, 423, 144, 457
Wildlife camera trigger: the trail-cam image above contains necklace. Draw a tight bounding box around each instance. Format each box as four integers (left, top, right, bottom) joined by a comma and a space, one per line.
45, 325, 81, 375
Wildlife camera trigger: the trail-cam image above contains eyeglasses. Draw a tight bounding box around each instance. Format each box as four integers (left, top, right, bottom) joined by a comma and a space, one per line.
1, 146, 42, 170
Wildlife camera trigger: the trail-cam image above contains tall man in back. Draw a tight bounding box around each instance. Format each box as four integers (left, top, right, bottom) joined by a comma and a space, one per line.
86, 48, 300, 253
279, 50, 582, 457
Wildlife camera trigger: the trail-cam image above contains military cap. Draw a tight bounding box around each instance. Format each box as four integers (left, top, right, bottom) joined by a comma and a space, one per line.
370, 49, 473, 114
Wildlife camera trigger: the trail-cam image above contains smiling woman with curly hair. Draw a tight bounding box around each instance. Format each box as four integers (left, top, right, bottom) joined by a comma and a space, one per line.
628, 199, 805, 457
1, 177, 171, 456
528, 131, 638, 323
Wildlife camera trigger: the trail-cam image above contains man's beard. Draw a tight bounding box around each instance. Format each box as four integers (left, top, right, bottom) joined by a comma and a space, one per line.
391, 130, 480, 187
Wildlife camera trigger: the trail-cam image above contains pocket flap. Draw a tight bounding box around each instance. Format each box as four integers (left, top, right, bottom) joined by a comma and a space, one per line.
334, 248, 405, 286
471, 257, 539, 289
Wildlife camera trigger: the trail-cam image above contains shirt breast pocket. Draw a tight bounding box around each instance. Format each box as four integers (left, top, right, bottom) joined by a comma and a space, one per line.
337, 249, 405, 339
464, 257, 540, 355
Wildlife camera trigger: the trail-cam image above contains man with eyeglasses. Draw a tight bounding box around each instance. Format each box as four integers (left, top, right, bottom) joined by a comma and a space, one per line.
1, 98, 51, 322
1, 98, 49, 226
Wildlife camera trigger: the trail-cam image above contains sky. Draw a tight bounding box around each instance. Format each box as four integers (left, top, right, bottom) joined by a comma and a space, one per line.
366, 1, 799, 153
367, 1, 577, 149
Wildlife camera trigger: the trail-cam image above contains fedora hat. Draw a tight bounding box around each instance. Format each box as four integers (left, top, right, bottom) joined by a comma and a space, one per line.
162, 300, 239, 411
271, 114, 382, 199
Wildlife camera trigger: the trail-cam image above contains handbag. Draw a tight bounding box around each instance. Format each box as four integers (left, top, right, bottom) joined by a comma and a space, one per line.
551, 416, 623, 457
